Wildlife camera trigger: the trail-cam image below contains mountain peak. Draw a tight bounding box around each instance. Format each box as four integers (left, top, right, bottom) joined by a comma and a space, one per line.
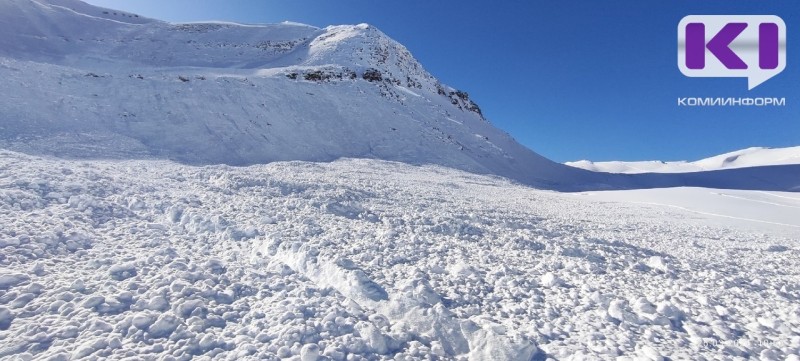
0, 0, 432, 90
303, 23, 439, 93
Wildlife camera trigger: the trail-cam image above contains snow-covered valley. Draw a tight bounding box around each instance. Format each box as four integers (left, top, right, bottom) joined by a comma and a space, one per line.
1, 150, 799, 360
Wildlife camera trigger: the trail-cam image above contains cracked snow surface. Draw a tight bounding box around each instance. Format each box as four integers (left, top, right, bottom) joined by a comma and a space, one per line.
1, 150, 799, 360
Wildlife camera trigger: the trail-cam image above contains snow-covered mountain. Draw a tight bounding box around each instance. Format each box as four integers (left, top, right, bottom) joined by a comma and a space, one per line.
0, 0, 585, 188
1, 0, 799, 194
567, 146, 800, 174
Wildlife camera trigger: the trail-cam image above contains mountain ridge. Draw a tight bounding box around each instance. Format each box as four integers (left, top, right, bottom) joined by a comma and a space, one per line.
567, 146, 800, 174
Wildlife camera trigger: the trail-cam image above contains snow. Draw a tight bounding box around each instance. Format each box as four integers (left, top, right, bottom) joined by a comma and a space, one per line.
576, 187, 800, 236
1, 0, 799, 359
300, 343, 321, 361
108, 262, 137, 281
0, 307, 12, 330
567, 146, 800, 174
0, 274, 30, 290
540, 272, 562, 288
1, 150, 798, 359
0, 0, 587, 190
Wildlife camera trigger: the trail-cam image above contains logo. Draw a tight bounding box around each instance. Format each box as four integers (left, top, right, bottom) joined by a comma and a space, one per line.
678, 15, 786, 90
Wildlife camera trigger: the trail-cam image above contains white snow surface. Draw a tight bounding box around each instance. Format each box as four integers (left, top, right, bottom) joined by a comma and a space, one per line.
1, 150, 799, 360
567, 146, 800, 174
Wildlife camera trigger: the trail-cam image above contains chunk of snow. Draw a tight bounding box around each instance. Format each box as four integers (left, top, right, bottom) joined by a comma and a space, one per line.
108, 262, 137, 280
300, 343, 321, 361
82, 295, 105, 309
645, 256, 670, 273
0, 274, 30, 290
540, 272, 562, 288
149, 314, 180, 338
0, 306, 13, 330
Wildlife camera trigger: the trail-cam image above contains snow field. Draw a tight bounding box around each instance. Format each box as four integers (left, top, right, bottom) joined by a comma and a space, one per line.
566, 146, 800, 174
1, 150, 798, 360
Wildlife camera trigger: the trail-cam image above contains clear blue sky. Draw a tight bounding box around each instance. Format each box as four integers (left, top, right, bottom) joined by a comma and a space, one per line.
84, 0, 799, 162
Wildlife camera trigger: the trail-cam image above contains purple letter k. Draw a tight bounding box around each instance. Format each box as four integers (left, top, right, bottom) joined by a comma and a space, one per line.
686, 23, 748, 70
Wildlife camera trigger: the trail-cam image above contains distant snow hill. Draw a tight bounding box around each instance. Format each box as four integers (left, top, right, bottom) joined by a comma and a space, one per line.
0, 0, 798, 192
567, 146, 800, 174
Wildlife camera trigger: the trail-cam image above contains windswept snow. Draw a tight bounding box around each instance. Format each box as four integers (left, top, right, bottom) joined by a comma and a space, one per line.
567, 146, 800, 174
1, 150, 799, 360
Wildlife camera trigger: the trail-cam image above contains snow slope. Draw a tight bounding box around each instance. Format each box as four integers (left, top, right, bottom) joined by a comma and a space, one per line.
0, 0, 586, 190
567, 146, 800, 174
1, 150, 798, 360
